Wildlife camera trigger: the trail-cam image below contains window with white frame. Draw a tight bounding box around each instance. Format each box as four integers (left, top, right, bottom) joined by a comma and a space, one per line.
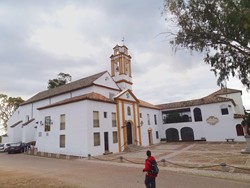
147, 114, 150, 125
156, 131, 159, 139
94, 132, 100, 146
44, 116, 51, 132
109, 93, 115, 100
127, 106, 131, 116
60, 114, 65, 130
220, 105, 229, 115
112, 112, 117, 127
154, 114, 157, 125
93, 111, 100, 127
193, 108, 202, 121
113, 131, 118, 143
60, 135, 65, 148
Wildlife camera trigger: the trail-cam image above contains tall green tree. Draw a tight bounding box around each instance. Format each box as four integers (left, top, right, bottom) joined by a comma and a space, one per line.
47, 72, 72, 89
163, 0, 250, 88
241, 112, 250, 135
0, 94, 24, 130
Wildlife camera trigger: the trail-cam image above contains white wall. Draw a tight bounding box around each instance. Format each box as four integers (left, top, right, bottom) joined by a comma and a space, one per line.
85, 100, 118, 156
36, 100, 89, 156
94, 72, 120, 91
36, 100, 119, 157
218, 92, 245, 114
161, 101, 245, 142
140, 107, 161, 146
22, 122, 37, 143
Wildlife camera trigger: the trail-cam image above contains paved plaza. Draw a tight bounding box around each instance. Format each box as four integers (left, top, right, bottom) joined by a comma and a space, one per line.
88, 141, 250, 180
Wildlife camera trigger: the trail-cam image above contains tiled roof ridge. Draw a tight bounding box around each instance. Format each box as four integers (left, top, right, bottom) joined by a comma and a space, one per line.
21, 71, 107, 105
156, 98, 202, 109
139, 99, 159, 110
205, 88, 242, 98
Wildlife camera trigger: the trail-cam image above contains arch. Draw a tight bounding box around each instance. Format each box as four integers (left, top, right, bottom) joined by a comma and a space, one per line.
182, 114, 189, 122
236, 124, 244, 136
148, 128, 153, 145
181, 127, 194, 141
116, 63, 119, 72
193, 108, 202, 122
165, 128, 179, 142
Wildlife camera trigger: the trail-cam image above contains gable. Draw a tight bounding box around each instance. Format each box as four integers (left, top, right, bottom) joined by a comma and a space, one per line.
93, 72, 120, 90
114, 89, 139, 103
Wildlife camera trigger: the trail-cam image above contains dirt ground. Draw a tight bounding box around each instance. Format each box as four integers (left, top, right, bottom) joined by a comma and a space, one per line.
0, 170, 74, 188
0, 142, 250, 188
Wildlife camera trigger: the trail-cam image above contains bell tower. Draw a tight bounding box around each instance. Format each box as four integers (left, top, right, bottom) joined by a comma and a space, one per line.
110, 45, 133, 90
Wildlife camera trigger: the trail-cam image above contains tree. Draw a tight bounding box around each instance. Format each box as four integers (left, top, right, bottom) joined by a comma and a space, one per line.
242, 112, 250, 135
0, 94, 24, 130
163, 0, 250, 88
47, 72, 72, 89
246, 113, 250, 134
166, 112, 182, 123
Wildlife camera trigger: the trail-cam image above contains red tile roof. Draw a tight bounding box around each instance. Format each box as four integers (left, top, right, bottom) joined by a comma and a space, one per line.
139, 100, 159, 110
157, 88, 239, 110
205, 88, 242, 97
37, 92, 116, 110
22, 71, 107, 105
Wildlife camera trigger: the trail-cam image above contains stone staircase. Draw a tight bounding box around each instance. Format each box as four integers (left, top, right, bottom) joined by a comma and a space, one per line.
123, 144, 144, 152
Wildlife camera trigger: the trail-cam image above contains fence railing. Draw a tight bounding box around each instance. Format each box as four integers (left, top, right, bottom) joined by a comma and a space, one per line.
87, 154, 250, 173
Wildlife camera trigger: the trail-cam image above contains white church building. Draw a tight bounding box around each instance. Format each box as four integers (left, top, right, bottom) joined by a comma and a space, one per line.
4, 45, 246, 157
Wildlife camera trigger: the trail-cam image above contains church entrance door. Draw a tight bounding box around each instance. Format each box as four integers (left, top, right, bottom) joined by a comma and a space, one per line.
126, 122, 133, 145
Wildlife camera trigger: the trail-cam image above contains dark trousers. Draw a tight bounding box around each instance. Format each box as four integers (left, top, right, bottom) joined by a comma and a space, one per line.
145, 175, 156, 188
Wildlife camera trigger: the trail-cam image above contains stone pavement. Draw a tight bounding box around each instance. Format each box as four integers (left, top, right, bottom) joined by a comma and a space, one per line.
88, 141, 250, 181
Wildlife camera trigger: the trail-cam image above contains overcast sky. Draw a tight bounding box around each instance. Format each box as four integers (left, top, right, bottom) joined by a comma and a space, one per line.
0, 0, 249, 110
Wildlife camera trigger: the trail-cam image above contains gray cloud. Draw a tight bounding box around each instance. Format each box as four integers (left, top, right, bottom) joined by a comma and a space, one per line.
0, 0, 249, 109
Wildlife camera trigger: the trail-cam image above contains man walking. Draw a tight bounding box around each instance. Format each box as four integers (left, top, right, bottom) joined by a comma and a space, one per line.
143, 150, 157, 188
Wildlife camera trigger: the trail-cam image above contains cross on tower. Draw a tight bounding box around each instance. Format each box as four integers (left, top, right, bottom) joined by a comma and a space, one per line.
121, 37, 125, 45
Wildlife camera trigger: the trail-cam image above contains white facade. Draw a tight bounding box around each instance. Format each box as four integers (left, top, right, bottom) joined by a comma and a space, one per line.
160, 89, 245, 142
4, 45, 245, 156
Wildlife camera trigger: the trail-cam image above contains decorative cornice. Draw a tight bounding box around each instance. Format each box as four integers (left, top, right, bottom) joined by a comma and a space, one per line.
115, 79, 133, 85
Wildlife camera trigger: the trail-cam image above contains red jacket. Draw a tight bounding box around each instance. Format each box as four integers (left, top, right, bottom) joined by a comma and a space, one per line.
143, 156, 157, 178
